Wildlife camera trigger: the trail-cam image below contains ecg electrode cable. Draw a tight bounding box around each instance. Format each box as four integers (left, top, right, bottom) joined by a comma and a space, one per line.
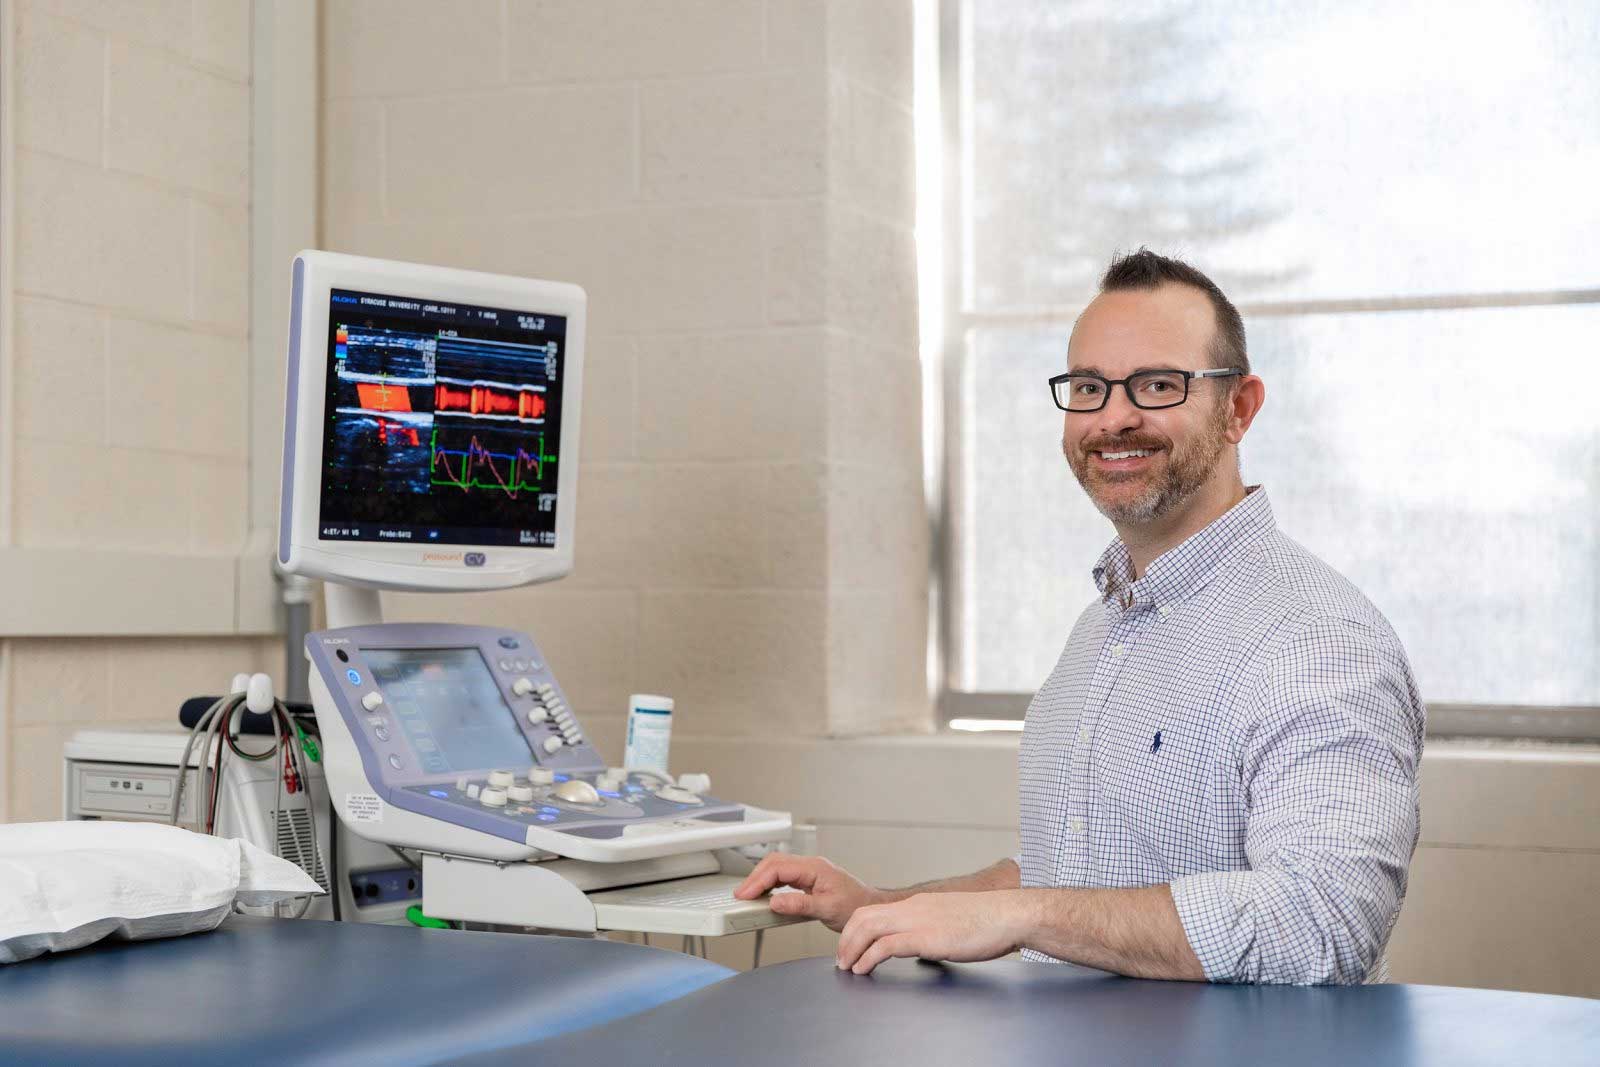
171, 676, 321, 918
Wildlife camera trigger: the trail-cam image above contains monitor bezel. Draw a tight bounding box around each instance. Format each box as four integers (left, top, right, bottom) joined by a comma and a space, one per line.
278, 250, 586, 592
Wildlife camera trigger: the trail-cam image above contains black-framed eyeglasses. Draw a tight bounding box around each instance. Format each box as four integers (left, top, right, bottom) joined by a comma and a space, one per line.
1048, 368, 1242, 412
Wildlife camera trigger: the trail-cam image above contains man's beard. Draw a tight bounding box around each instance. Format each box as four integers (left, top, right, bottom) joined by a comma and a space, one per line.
1063, 401, 1230, 525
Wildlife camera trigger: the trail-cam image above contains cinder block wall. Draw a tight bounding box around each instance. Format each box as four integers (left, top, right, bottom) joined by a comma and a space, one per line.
2, 0, 281, 821
321, 0, 931, 742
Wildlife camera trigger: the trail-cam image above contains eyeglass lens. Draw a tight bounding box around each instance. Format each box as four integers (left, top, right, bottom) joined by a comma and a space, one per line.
1056, 371, 1189, 411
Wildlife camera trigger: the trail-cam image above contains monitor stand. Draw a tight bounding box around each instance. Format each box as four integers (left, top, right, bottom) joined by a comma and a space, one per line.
325, 582, 383, 630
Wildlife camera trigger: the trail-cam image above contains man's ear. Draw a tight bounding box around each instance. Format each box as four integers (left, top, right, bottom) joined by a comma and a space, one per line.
1225, 375, 1266, 444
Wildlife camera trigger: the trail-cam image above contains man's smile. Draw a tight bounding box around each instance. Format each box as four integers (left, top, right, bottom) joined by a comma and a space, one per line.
1090, 448, 1161, 473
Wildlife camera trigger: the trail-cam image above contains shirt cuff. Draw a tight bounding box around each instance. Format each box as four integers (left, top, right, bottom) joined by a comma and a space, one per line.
1169, 871, 1258, 983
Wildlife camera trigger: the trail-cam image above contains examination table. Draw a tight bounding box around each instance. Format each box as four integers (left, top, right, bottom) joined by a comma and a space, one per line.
6, 921, 1599, 1065
455, 955, 1600, 1067
0, 915, 732, 1065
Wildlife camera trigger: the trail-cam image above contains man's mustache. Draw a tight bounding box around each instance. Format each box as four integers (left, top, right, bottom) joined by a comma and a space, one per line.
1063, 434, 1170, 458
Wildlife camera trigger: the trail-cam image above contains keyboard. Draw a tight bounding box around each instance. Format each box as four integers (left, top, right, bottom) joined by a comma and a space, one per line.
588, 875, 808, 937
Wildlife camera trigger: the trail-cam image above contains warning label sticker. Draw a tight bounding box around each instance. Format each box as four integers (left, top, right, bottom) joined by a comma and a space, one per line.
345, 793, 383, 823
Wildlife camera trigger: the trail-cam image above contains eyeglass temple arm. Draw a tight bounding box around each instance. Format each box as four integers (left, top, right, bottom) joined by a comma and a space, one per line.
1191, 368, 1240, 379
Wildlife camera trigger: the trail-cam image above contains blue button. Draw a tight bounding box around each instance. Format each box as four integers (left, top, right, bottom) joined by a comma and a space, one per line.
599, 790, 621, 798
624, 785, 643, 793
428, 789, 448, 798
498, 636, 519, 649
540, 806, 561, 815
553, 774, 569, 782
346, 669, 362, 685
537, 814, 557, 821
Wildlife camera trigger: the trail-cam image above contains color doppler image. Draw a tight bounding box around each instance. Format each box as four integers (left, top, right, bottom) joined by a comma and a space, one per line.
318, 289, 566, 547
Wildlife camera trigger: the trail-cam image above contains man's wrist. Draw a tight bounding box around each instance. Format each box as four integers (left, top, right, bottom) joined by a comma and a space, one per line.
1000, 888, 1045, 954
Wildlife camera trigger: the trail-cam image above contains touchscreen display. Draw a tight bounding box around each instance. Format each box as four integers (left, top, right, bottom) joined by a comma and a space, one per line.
318, 287, 567, 548
362, 647, 531, 774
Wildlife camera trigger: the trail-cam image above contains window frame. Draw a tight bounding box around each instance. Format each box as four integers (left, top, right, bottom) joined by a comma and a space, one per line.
931, 0, 1600, 740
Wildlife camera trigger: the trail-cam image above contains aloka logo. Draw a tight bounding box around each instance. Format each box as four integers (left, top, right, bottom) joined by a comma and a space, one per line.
422, 552, 464, 563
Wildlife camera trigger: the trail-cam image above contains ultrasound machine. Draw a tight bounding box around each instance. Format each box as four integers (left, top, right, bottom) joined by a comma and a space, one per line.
279, 251, 800, 939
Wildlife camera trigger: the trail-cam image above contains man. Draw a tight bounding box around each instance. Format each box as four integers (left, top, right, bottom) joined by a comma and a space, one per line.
735, 249, 1425, 985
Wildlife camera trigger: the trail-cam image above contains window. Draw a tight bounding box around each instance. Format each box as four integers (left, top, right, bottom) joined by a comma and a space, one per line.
937, 0, 1600, 732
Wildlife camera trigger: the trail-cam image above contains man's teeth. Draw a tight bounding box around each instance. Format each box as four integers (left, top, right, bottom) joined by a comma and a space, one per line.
1099, 449, 1152, 460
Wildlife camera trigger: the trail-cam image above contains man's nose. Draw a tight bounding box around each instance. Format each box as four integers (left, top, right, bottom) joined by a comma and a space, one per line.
1095, 384, 1145, 437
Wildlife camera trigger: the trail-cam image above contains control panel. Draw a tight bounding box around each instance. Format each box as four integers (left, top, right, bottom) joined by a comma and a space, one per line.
307, 623, 790, 863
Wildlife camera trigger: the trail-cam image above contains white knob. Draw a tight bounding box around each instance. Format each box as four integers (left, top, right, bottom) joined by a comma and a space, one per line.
487, 769, 514, 788
512, 677, 535, 696
656, 785, 704, 806
528, 767, 555, 785
527, 707, 549, 725
361, 691, 384, 711
479, 787, 507, 807
506, 784, 533, 802
597, 772, 625, 791
677, 773, 712, 795
466, 783, 481, 799
542, 736, 563, 754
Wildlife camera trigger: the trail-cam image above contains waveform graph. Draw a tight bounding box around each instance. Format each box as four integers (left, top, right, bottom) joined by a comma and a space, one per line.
434, 380, 547, 421
429, 423, 555, 500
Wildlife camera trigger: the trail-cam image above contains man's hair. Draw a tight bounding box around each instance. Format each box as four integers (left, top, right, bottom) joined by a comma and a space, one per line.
1100, 249, 1249, 375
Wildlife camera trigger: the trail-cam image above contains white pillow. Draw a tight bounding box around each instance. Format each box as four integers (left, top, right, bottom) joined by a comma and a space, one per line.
0, 820, 323, 965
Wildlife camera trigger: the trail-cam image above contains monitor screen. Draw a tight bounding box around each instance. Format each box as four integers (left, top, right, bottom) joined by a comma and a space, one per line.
318, 287, 568, 549
362, 647, 532, 774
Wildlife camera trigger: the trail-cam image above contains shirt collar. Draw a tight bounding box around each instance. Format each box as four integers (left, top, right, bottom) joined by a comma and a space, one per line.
1093, 486, 1276, 611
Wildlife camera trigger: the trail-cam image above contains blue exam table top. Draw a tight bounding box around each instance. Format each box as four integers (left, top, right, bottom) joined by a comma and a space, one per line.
0, 916, 732, 1066
451, 955, 1600, 1067
7, 919, 1599, 1066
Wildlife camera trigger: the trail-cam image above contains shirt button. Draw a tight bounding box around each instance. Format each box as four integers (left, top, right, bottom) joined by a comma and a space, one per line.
1112, 644, 1125, 656
1069, 818, 1086, 834
1077, 726, 1089, 744
1158, 605, 1171, 618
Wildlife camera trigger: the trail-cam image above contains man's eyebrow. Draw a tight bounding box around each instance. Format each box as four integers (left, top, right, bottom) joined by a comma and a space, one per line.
1067, 364, 1184, 377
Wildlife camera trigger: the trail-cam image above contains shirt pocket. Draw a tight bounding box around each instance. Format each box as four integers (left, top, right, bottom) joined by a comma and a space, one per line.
1093, 694, 1244, 875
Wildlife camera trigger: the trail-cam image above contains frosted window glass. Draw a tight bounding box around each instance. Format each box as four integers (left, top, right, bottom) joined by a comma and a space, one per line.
958, 305, 1600, 705
968, 0, 1600, 309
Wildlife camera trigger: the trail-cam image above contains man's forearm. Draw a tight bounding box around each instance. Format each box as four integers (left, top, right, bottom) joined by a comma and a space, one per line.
1011, 884, 1205, 981
879, 858, 1020, 903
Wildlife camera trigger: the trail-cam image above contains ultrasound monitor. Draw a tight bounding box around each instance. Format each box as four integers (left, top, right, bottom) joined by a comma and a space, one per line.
278, 251, 586, 592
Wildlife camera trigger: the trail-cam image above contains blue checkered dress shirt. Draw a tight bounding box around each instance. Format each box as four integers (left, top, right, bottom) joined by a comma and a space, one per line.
1018, 487, 1424, 984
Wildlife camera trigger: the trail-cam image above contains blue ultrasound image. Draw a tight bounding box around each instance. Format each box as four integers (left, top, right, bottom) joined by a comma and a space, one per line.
324, 326, 436, 495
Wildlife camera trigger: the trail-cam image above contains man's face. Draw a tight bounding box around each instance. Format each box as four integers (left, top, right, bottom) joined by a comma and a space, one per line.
1062, 284, 1235, 525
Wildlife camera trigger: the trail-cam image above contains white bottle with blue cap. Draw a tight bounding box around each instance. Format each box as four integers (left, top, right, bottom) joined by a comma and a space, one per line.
623, 694, 673, 774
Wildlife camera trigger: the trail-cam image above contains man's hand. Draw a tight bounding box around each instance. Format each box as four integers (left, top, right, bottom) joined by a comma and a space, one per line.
733, 853, 886, 932
834, 891, 1031, 975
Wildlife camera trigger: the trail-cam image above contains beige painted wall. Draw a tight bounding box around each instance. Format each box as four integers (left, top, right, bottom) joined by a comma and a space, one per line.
0, 0, 283, 822
320, 0, 930, 741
